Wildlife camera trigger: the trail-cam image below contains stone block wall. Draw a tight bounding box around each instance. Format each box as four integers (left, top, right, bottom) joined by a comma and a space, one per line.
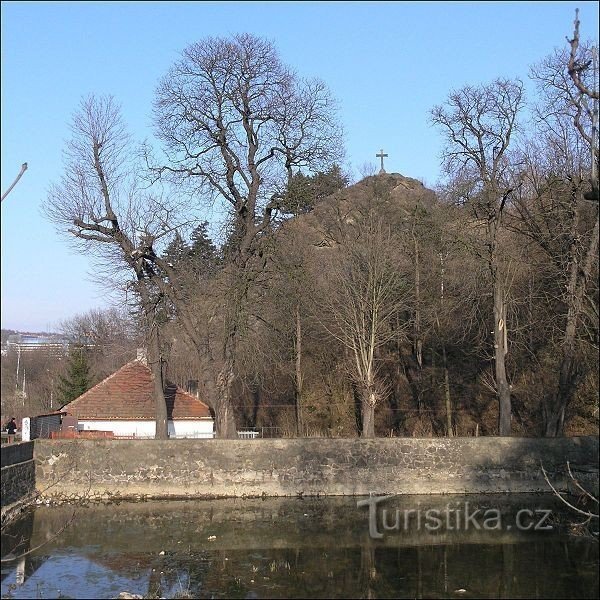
1, 441, 35, 509
33, 437, 598, 501
1, 440, 33, 468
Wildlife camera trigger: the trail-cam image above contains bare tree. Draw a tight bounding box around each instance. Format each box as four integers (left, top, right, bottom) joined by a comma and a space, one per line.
318, 206, 405, 438
60, 307, 141, 379
568, 8, 599, 201
149, 33, 343, 437
46, 96, 172, 439
512, 13, 599, 436
431, 78, 525, 436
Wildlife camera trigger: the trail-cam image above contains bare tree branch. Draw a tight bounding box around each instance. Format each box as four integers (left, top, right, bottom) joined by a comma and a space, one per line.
1, 162, 28, 202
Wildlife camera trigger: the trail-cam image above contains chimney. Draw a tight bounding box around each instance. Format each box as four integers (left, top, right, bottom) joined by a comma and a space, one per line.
186, 379, 199, 398
136, 348, 147, 365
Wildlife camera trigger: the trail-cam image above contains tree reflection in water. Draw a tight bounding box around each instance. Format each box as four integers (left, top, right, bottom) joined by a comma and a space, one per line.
1, 496, 598, 599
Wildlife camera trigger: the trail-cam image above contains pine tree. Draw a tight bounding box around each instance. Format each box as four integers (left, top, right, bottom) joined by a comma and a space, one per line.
189, 221, 220, 275
281, 165, 349, 215
163, 231, 190, 266
58, 347, 92, 406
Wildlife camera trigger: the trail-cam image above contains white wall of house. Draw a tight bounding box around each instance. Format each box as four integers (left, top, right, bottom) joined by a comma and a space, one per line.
78, 419, 214, 438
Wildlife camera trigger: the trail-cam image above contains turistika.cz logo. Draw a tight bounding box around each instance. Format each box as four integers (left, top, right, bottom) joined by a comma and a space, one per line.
357, 494, 554, 539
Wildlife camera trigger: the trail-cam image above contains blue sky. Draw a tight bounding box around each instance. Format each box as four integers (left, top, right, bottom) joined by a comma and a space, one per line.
1, 1, 598, 332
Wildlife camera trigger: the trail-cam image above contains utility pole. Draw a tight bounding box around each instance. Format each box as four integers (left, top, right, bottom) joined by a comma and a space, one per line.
15, 346, 21, 392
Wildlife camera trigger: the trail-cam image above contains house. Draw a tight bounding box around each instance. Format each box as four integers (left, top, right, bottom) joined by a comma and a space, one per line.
60, 357, 214, 438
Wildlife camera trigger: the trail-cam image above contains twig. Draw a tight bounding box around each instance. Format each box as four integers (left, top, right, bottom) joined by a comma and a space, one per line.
540, 461, 599, 518
0, 510, 77, 563
567, 460, 599, 504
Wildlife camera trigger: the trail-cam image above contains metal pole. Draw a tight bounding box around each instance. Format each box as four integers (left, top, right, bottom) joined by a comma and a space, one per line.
15, 346, 20, 392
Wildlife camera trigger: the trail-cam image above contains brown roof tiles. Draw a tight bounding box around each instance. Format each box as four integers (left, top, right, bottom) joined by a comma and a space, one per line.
61, 360, 212, 420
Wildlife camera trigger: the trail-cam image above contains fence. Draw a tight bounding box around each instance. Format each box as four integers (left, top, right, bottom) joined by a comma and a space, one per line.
30, 414, 62, 439
47, 428, 285, 440
50, 430, 115, 440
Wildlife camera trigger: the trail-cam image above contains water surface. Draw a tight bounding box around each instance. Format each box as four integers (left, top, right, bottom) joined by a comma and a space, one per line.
1, 495, 597, 599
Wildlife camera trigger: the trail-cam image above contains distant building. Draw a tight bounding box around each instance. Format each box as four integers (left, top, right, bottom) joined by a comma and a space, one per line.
5, 333, 94, 355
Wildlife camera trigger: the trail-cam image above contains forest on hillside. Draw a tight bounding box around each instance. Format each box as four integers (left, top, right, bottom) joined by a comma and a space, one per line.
1, 15, 597, 439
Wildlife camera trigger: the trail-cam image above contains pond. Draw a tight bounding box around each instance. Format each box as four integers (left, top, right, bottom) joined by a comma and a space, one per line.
1, 494, 598, 599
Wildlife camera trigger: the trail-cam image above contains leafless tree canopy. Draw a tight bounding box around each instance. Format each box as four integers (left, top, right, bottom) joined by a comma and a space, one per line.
531, 45, 596, 163
45, 95, 172, 438
152, 34, 343, 251
318, 207, 406, 437
431, 79, 526, 436
431, 79, 525, 198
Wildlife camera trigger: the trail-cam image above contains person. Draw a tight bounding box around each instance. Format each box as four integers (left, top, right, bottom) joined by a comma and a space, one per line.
6, 417, 17, 443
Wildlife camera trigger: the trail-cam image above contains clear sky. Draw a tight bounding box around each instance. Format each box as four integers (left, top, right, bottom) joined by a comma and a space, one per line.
1, 1, 598, 332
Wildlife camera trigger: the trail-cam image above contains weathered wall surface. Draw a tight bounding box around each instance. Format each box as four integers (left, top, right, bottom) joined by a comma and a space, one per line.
33, 437, 598, 501
1, 441, 36, 514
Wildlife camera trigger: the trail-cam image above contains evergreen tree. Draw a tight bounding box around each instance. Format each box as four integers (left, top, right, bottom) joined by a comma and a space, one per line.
189, 221, 220, 273
186, 221, 221, 280
163, 231, 190, 266
58, 346, 92, 406
163, 223, 220, 275
281, 165, 349, 215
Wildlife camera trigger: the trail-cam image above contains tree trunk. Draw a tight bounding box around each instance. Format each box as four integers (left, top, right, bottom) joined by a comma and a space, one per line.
137, 279, 169, 440
352, 382, 363, 436
215, 360, 238, 438
494, 280, 512, 436
437, 253, 453, 437
361, 400, 375, 438
442, 342, 453, 437
251, 386, 261, 429
397, 344, 422, 412
545, 264, 578, 436
294, 305, 303, 436
413, 233, 423, 412
212, 265, 249, 439
360, 385, 377, 438
545, 215, 599, 436
147, 323, 168, 440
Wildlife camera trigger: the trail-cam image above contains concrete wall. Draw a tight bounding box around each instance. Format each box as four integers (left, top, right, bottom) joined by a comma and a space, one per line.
78, 419, 214, 438
34, 436, 598, 501
1, 441, 35, 511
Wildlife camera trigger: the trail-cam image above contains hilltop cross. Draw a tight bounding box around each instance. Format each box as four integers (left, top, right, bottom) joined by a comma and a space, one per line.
376, 149, 388, 174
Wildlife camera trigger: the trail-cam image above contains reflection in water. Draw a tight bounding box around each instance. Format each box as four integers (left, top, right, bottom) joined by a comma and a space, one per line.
1, 495, 598, 599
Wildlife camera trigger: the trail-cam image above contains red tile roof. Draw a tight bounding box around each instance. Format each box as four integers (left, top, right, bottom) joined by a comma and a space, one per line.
61, 360, 212, 420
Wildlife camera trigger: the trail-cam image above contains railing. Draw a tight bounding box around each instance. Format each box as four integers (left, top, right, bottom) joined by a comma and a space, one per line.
50, 430, 114, 439
0, 432, 22, 445
237, 429, 260, 439
37, 428, 288, 441
170, 433, 215, 439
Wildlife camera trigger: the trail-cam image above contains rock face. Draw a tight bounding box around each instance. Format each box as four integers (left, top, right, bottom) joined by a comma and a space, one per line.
367, 172, 434, 198
289, 172, 438, 250
318, 172, 436, 212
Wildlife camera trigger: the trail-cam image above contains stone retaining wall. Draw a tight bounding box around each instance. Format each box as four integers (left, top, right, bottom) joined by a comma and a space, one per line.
34, 437, 599, 501
1, 441, 36, 518
1, 440, 33, 468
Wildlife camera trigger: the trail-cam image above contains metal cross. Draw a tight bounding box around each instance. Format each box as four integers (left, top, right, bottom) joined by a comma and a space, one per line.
376, 149, 388, 174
